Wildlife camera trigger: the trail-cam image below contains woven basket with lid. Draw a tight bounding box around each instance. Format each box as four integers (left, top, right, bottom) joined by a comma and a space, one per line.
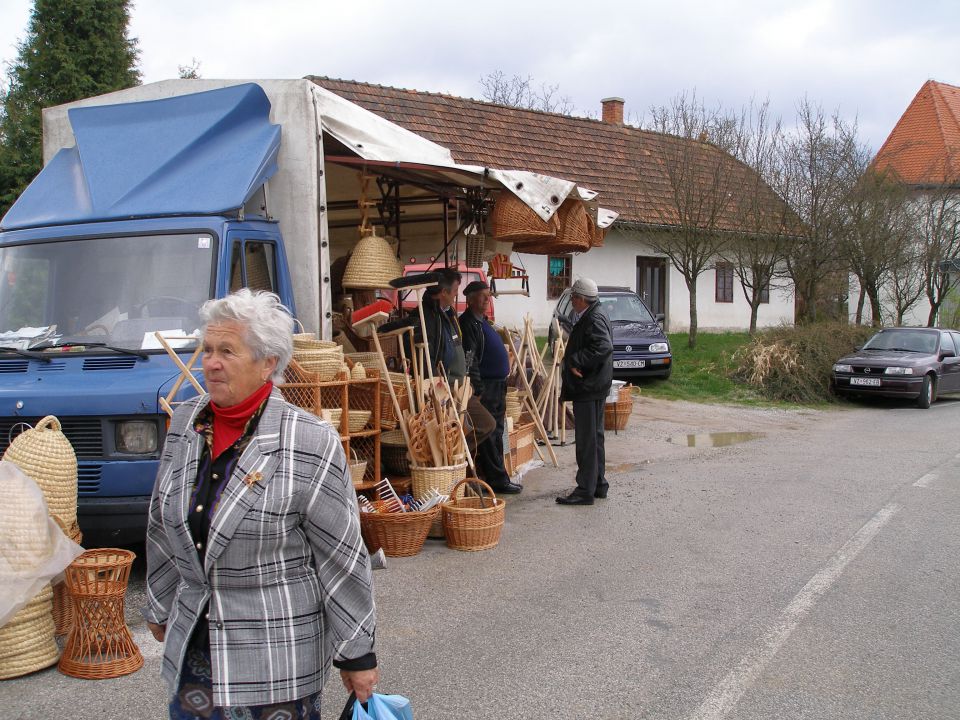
3, 415, 78, 528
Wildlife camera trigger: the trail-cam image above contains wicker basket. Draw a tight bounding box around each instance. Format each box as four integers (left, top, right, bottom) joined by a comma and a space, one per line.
3, 415, 78, 528
359, 504, 440, 557
604, 385, 634, 431
586, 211, 606, 248
0, 584, 59, 679
465, 232, 486, 268
491, 191, 560, 244
348, 410, 372, 433
342, 231, 404, 290
293, 348, 343, 382
548, 199, 592, 254
349, 450, 368, 489
293, 335, 339, 351
346, 351, 382, 368
411, 462, 467, 500
381, 431, 412, 475
52, 517, 83, 637
442, 478, 506, 552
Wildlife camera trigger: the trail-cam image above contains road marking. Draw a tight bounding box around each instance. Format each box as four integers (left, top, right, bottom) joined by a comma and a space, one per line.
913, 473, 937, 488
688, 502, 901, 720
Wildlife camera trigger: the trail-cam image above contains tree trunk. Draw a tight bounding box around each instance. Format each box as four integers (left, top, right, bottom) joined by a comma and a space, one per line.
749, 300, 759, 335
855, 286, 865, 325
687, 278, 698, 349
866, 284, 882, 327
927, 301, 940, 327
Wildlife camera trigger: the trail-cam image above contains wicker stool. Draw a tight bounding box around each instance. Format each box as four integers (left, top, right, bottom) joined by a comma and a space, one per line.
58, 549, 143, 679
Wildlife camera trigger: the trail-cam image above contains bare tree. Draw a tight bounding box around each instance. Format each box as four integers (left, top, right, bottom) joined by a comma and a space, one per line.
776, 99, 861, 323
913, 187, 960, 325
479, 71, 575, 115
643, 91, 746, 347
840, 166, 912, 326
886, 242, 926, 325
178, 58, 202, 79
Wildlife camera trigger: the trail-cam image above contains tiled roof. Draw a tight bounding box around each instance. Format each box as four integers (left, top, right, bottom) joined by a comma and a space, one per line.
873, 80, 960, 185
310, 77, 787, 233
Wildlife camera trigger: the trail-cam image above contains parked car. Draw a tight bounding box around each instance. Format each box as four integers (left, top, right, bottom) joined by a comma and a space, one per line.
832, 327, 960, 408
550, 286, 672, 379
380, 262, 493, 321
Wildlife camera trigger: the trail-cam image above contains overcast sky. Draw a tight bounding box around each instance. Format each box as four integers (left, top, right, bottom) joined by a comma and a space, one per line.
1, 0, 958, 152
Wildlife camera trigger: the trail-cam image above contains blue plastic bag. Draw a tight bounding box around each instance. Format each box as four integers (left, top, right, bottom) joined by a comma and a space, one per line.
352, 693, 413, 720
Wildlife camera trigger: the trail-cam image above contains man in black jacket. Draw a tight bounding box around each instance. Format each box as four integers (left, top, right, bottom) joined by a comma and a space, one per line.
557, 277, 613, 505
460, 280, 521, 494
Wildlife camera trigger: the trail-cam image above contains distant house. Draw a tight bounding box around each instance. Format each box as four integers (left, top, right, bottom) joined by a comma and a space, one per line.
312, 77, 795, 331
869, 79, 960, 326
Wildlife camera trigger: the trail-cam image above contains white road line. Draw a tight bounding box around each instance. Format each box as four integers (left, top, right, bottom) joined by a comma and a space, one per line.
687, 502, 901, 720
913, 473, 937, 488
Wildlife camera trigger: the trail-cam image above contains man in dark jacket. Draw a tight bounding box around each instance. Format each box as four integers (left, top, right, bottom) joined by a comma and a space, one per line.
557, 277, 613, 505
460, 280, 521, 494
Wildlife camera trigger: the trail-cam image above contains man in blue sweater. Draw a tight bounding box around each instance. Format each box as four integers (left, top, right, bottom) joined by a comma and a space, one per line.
460, 280, 522, 494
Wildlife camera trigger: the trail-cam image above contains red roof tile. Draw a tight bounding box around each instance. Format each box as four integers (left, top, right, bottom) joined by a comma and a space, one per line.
310, 77, 787, 233
873, 80, 960, 185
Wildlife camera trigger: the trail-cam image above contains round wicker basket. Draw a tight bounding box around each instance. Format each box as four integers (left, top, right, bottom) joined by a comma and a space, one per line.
293, 335, 339, 351
359, 503, 440, 557
292, 348, 343, 381
0, 584, 59, 679
3, 415, 78, 528
442, 478, 506, 552
548, 199, 592, 254
491, 191, 560, 243
342, 232, 404, 290
411, 462, 467, 501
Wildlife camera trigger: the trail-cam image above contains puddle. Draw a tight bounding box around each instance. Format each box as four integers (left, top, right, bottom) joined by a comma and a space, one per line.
668, 431, 765, 448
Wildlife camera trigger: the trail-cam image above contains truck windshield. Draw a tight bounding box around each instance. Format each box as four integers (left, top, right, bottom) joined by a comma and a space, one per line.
0, 233, 214, 351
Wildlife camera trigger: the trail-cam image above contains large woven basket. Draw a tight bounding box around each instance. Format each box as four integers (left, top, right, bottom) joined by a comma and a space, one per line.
292, 348, 343, 382
293, 335, 339, 351
586, 211, 606, 248
0, 584, 59, 679
342, 232, 404, 290
411, 462, 467, 501
491, 191, 560, 244
52, 517, 83, 637
442, 478, 506, 552
3, 415, 78, 528
548, 199, 592, 254
359, 504, 440, 557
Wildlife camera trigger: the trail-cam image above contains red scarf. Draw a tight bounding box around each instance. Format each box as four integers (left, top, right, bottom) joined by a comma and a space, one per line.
209, 382, 273, 459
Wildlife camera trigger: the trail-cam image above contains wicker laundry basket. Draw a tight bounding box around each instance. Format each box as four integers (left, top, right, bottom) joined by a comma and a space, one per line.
442, 478, 506, 552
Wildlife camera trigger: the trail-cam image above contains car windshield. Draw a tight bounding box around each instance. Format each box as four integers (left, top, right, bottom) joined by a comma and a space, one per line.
0, 233, 214, 351
862, 330, 938, 353
598, 294, 655, 323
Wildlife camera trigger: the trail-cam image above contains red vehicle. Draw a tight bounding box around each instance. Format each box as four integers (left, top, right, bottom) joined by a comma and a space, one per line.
382, 262, 494, 321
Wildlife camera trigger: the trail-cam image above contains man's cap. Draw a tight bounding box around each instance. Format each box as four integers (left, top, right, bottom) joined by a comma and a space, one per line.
463, 280, 490, 295
571, 277, 599, 299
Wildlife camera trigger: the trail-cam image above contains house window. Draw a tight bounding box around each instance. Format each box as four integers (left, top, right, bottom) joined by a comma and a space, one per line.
715, 262, 734, 303
547, 255, 572, 299
759, 280, 770, 304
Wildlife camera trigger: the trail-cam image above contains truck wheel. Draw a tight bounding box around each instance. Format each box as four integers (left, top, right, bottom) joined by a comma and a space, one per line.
916, 375, 934, 409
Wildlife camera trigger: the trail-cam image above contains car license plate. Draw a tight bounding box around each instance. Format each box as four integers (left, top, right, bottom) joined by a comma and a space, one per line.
614, 359, 646, 369
850, 377, 880, 387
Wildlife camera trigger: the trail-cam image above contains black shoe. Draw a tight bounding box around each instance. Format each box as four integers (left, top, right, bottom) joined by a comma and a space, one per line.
594, 486, 609, 499
488, 481, 523, 495
556, 492, 594, 506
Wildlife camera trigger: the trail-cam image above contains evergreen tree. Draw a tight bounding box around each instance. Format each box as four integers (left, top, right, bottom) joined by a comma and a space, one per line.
0, 0, 140, 214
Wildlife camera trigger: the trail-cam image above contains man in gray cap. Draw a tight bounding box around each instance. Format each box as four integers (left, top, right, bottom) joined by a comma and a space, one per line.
557, 277, 613, 505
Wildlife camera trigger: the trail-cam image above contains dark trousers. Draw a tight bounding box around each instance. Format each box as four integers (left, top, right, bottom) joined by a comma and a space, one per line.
573, 399, 607, 497
474, 378, 511, 488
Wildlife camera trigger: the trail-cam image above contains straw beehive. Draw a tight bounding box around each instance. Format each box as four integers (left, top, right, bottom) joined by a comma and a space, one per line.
342, 231, 404, 290
3, 416, 78, 528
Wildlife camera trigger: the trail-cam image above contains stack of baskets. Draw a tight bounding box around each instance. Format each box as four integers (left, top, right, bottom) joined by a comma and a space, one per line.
1, 415, 81, 669
604, 384, 635, 431
291, 336, 344, 382
442, 479, 506, 552
490, 191, 560, 245
505, 388, 522, 426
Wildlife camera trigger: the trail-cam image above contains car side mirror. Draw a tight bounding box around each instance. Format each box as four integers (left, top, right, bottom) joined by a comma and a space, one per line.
853, 345, 861, 351
941, 350, 955, 360
655, 313, 665, 323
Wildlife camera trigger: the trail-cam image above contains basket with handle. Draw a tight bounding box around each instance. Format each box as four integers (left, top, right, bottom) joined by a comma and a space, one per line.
442, 478, 506, 552
359, 503, 440, 557
348, 449, 368, 488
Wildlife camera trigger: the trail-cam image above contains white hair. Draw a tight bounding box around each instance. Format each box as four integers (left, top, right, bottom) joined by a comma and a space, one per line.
199, 289, 294, 383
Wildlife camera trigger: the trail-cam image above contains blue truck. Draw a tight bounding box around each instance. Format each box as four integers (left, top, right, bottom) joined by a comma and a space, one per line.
0, 78, 591, 544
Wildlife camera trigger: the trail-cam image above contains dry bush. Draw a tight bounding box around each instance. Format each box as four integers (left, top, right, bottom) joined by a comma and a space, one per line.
731, 323, 876, 403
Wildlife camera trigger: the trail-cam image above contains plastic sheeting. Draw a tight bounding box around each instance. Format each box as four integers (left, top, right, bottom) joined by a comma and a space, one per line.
0, 461, 84, 627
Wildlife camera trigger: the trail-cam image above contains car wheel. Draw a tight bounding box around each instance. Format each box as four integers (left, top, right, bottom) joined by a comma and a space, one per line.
916, 374, 934, 409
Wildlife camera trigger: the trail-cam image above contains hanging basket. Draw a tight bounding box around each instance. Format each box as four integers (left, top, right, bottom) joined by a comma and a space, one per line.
490, 191, 560, 244
586, 211, 606, 248
550, 200, 592, 254
342, 231, 404, 290
442, 478, 506, 552
465, 233, 486, 268
2, 415, 78, 528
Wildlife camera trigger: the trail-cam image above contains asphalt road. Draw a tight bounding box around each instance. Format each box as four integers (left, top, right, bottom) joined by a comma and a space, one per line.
2, 395, 958, 719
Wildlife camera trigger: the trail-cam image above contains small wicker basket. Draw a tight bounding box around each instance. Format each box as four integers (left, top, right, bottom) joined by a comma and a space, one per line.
349, 450, 368, 488
442, 478, 506, 552
359, 503, 440, 557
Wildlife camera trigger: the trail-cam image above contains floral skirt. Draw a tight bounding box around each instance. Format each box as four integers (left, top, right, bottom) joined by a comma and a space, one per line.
170, 642, 322, 720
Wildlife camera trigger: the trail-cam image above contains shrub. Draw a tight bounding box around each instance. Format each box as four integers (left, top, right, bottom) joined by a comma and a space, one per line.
731, 323, 876, 403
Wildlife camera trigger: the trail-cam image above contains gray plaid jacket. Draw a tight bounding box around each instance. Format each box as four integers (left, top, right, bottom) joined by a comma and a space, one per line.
143, 389, 376, 707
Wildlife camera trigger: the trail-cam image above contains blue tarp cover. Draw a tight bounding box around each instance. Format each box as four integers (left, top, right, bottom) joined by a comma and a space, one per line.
1, 83, 281, 230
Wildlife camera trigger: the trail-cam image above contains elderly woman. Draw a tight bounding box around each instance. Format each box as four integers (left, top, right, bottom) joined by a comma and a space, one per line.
143, 289, 377, 719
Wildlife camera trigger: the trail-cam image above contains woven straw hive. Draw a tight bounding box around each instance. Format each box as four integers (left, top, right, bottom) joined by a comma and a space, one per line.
3, 416, 78, 529
342, 232, 404, 290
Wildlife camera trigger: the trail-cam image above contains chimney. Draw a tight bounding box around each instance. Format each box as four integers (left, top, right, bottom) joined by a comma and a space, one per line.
601, 96, 624, 125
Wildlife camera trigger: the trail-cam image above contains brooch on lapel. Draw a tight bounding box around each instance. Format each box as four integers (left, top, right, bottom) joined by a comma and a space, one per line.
243, 471, 263, 488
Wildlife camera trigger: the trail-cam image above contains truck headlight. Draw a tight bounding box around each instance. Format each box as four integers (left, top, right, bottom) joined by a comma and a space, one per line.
833, 364, 853, 373
884, 367, 914, 375
116, 421, 158, 454
649, 342, 669, 353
